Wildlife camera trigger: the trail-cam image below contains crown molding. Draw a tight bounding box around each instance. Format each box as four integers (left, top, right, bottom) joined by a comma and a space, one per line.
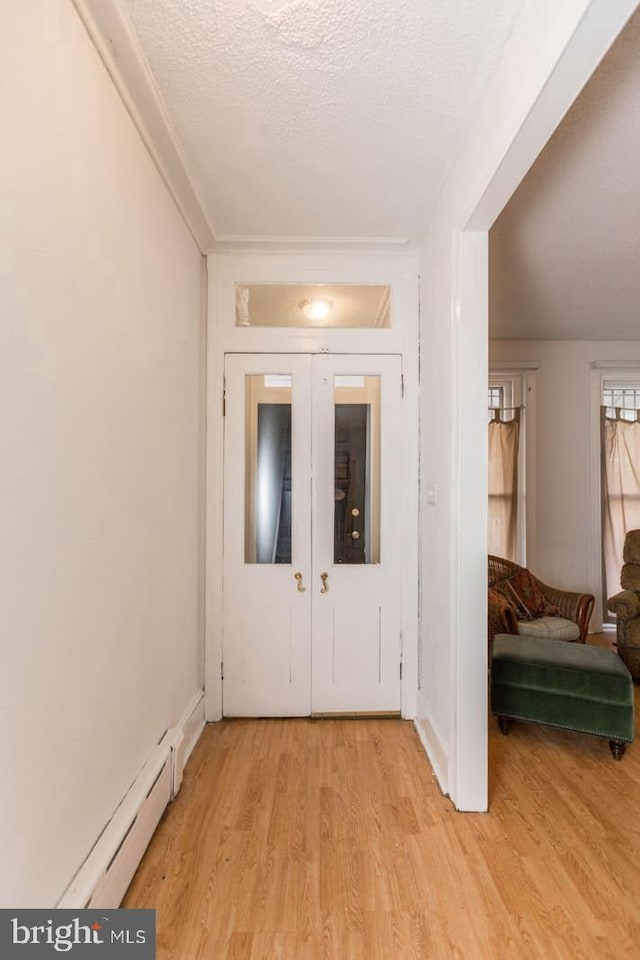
72, 0, 215, 252
211, 238, 418, 257
213, 234, 409, 246
489, 361, 541, 371
592, 360, 640, 369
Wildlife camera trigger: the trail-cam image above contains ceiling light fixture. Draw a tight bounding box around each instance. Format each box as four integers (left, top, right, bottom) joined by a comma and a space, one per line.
300, 298, 332, 322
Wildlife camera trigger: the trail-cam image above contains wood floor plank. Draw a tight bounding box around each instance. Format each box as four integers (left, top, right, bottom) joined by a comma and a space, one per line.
124, 685, 640, 959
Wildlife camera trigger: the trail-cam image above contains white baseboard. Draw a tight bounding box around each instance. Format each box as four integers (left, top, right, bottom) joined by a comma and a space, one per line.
57, 689, 205, 909
167, 690, 206, 797
57, 738, 172, 909
414, 714, 449, 797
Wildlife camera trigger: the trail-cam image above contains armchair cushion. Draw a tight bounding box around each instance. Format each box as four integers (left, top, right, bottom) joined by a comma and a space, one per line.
516, 616, 580, 642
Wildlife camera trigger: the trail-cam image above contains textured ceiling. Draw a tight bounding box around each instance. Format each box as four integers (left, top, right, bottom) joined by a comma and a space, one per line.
490, 9, 640, 341
122, 0, 525, 243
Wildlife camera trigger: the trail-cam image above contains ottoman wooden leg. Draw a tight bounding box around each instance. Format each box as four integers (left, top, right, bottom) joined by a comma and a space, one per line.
609, 740, 626, 761
497, 716, 513, 736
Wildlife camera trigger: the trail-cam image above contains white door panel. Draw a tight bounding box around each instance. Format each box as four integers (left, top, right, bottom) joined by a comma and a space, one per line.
223, 354, 312, 716
311, 355, 403, 713
311, 581, 401, 713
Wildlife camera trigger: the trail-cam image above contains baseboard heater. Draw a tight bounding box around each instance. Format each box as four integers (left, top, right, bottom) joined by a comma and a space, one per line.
58, 691, 205, 909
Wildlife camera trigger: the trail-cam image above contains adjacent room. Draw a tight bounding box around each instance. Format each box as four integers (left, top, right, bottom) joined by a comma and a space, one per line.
489, 7, 640, 632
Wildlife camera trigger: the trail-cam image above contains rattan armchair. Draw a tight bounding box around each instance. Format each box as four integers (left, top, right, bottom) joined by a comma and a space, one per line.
488, 555, 595, 644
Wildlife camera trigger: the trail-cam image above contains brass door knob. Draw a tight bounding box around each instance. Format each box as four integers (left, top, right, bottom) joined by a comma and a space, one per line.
294, 571, 306, 592
351, 530, 360, 540
320, 572, 329, 594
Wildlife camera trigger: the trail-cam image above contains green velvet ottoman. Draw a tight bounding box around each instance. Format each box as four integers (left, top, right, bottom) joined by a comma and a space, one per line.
491, 634, 635, 759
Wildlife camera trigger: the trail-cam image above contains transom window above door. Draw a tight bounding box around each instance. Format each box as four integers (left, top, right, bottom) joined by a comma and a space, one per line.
235, 283, 391, 328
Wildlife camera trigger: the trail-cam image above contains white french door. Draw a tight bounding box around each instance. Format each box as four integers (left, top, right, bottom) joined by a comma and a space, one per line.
222, 353, 403, 716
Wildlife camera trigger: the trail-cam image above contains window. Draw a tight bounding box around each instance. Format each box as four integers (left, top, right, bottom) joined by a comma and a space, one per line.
488, 379, 515, 420
601, 378, 640, 620
603, 387, 640, 419
488, 385, 503, 412
488, 372, 530, 564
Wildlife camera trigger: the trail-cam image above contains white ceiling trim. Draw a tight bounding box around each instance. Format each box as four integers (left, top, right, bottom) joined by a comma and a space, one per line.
211, 239, 418, 257
214, 234, 409, 246
72, 0, 215, 252
592, 361, 640, 369
489, 361, 541, 371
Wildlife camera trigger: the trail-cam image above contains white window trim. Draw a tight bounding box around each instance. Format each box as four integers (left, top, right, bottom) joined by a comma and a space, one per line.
488, 378, 514, 414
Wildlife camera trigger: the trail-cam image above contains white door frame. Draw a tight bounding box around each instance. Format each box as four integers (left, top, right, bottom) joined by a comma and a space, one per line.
205, 252, 419, 721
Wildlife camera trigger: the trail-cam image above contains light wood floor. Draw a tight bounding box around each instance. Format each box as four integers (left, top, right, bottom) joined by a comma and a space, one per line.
124, 658, 640, 958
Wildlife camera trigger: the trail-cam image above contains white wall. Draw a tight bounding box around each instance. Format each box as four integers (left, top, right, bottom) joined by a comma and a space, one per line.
490, 340, 640, 614
0, 1, 204, 906
415, 0, 637, 809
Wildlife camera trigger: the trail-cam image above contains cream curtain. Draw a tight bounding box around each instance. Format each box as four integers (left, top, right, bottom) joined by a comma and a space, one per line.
488, 409, 520, 560
602, 409, 640, 603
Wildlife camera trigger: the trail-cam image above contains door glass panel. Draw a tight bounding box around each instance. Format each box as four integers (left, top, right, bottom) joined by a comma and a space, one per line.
245, 375, 292, 564
334, 375, 381, 564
